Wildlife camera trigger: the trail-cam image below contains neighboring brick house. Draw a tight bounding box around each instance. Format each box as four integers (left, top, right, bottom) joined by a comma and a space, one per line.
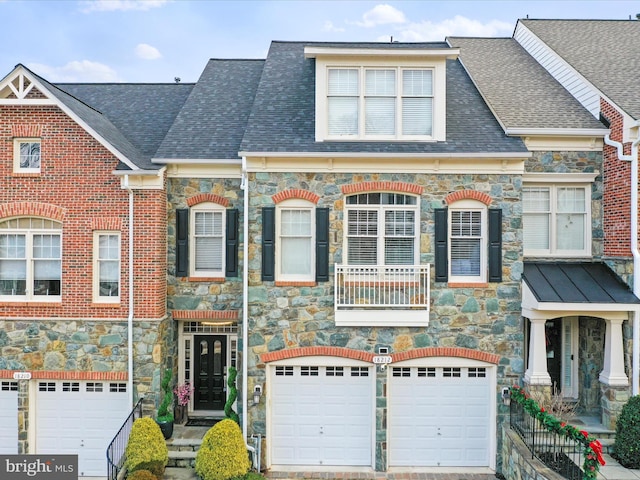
511, 18, 640, 427
2, 23, 640, 478
0, 66, 186, 475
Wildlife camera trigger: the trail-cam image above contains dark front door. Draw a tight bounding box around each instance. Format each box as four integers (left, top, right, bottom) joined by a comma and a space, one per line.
545, 319, 562, 393
194, 335, 227, 410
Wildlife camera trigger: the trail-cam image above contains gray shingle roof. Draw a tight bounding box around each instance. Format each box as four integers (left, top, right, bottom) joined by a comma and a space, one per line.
521, 19, 640, 120
448, 37, 606, 131
59, 82, 194, 165
155, 59, 264, 160
25, 67, 155, 170
240, 41, 528, 155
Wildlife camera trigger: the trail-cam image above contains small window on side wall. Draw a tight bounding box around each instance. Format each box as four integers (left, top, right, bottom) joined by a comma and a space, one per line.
14, 138, 41, 173
94, 232, 120, 302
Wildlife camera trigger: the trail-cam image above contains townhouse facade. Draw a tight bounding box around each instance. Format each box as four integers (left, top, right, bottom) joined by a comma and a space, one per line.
1, 17, 639, 478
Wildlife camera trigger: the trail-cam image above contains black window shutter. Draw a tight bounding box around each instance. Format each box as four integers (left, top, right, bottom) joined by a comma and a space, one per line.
488, 208, 502, 282
316, 208, 330, 282
434, 208, 448, 282
176, 209, 189, 277
262, 207, 275, 281
225, 209, 239, 277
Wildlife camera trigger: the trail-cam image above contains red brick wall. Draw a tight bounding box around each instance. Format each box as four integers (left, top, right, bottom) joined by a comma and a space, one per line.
601, 99, 635, 258
0, 105, 166, 318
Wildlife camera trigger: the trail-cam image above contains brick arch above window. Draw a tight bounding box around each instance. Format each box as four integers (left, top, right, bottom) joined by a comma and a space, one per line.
341, 181, 423, 196
261, 346, 375, 363
444, 190, 492, 206
12, 124, 42, 137
186, 193, 229, 208
272, 189, 320, 205
91, 217, 122, 231
0, 202, 65, 221
392, 347, 500, 365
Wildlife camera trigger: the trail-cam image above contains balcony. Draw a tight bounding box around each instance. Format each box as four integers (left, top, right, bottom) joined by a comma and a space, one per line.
334, 264, 430, 326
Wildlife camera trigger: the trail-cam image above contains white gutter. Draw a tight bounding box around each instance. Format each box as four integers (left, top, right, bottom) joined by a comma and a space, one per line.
241, 157, 249, 439
123, 175, 135, 407
604, 132, 640, 395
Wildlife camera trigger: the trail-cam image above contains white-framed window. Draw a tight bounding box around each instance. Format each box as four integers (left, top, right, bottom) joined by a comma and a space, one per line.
276, 199, 315, 281
190, 203, 225, 277
94, 232, 120, 302
449, 200, 487, 282
345, 192, 419, 266
523, 185, 590, 257
0, 217, 61, 301
327, 67, 433, 140
13, 138, 41, 173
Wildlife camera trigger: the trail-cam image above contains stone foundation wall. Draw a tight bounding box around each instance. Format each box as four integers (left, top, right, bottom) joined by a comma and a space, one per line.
501, 425, 567, 480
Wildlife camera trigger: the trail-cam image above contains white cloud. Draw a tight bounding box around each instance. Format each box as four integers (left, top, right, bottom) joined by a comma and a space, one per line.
355, 4, 406, 28
28, 61, 121, 82
387, 15, 513, 42
80, 0, 170, 13
135, 43, 162, 60
323, 21, 345, 33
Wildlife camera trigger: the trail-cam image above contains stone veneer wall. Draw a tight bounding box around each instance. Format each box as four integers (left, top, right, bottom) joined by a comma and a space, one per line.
245, 171, 524, 470
579, 317, 604, 414
0, 317, 167, 452
167, 177, 244, 312
501, 426, 566, 480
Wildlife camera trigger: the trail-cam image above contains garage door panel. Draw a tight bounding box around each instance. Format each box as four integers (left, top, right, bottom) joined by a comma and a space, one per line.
389, 366, 492, 467
271, 364, 373, 466
0, 382, 19, 454
36, 381, 129, 477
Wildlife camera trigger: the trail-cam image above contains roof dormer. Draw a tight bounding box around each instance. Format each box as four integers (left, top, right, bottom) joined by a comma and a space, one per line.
305, 45, 458, 143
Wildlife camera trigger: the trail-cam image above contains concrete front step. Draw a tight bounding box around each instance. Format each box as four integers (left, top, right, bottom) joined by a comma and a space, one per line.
168, 450, 197, 468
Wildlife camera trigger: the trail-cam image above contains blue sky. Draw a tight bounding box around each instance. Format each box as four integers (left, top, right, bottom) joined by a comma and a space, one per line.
1, 0, 638, 83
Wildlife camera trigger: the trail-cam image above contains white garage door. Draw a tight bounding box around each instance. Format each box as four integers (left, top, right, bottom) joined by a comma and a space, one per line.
389, 366, 492, 467
271, 364, 373, 466
36, 380, 129, 477
0, 381, 18, 454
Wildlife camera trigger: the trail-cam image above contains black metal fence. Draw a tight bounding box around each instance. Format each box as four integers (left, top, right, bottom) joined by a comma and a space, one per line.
510, 399, 584, 480
107, 398, 144, 480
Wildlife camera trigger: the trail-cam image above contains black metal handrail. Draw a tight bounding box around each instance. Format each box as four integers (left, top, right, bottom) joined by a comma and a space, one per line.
510, 399, 584, 480
107, 398, 144, 480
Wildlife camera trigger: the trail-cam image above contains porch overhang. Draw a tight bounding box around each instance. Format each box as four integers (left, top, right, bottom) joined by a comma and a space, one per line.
522, 261, 640, 320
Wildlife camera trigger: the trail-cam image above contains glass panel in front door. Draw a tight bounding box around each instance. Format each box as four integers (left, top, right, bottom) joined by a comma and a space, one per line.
194, 335, 227, 410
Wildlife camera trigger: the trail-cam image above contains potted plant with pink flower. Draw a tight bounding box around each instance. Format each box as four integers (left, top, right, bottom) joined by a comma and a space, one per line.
173, 382, 194, 425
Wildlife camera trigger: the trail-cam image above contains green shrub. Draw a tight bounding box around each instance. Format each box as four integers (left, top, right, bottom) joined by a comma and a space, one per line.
224, 366, 240, 425
613, 395, 640, 468
195, 419, 250, 480
127, 469, 158, 480
125, 417, 168, 478
157, 368, 174, 422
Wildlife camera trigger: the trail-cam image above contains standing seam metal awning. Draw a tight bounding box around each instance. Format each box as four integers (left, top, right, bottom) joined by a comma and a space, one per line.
523, 262, 640, 305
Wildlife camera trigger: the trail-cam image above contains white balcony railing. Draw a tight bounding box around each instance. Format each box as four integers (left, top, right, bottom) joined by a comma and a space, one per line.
334, 264, 430, 326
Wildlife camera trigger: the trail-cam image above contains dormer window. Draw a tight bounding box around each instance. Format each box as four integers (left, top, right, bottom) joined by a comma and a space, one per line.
307, 45, 453, 143
327, 67, 433, 140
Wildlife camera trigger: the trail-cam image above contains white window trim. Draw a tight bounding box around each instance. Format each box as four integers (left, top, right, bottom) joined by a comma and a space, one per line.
189, 202, 226, 278
315, 57, 447, 142
343, 193, 420, 267
275, 199, 315, 282
523, 183, 592, 258
0, 218, 62, 302
448, 199, 487, 283
93, 231, 120, 303
13, 137, 41, 173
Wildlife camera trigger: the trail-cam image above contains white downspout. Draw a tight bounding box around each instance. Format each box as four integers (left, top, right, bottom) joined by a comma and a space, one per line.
241, 157, 249, 439
604, 132, 640, 395
123, 175, 135, 407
